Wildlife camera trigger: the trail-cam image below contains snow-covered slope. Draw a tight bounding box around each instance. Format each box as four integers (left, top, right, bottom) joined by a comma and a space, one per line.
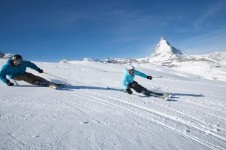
1, 60, 226, 150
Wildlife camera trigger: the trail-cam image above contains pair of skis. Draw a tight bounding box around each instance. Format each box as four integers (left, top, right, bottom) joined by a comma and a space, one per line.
143, 91, 171, 101
122, 89, 171, 101
106, 87, 171, 101
12, 80, 66, 90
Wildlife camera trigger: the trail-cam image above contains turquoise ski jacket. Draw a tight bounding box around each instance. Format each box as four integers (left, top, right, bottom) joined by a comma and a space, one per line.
0, 59, 41, 84
121, 69, 147, 89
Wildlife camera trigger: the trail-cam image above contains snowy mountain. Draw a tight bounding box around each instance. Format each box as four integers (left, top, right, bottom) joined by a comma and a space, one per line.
149, 37, 226, 67
150, 37, 186, 63
62, 58, 140, 64
1, 61, 226, 150
3, 53, 14, 59
146, 38, 226, 81
194, 51, 226, 66
102, 58, 139, 64
0, 51, 14, 59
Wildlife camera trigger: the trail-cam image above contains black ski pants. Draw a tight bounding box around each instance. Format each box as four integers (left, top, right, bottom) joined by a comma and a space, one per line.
128, 81, 147, 93
13, 72, 49, 85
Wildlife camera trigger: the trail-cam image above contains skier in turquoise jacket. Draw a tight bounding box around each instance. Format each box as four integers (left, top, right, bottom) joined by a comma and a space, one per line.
0, 54, 49, 86
121, 65, 152, 95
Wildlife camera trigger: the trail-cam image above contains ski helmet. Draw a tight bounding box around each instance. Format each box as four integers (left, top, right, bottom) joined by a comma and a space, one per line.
126, 65, 135, 71
12, 54, 23, 61
11, 54, 23, 65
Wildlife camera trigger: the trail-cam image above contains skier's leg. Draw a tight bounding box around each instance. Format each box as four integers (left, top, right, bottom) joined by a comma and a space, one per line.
14, 72, 50, 85
130, 81, 147, 94
13, 73, 31, 83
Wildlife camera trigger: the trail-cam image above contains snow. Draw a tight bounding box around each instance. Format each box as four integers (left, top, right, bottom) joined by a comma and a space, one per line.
1, 60, 226, 150
192, 52, 226, 66
147, 37, 226, 82
0, 52, 14, 59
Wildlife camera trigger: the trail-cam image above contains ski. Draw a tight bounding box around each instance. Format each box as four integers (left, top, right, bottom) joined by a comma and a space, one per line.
145, 91, 171, 100
48, 83, 66, 89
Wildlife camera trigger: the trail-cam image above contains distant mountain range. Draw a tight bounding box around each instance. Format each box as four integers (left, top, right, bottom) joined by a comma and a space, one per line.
147, 37, 226, 81
0, 51, 14, 59
62, 37, 225, 68
1, 38, 226, 68
149, 37, 226, 67
2, 37, 225, 66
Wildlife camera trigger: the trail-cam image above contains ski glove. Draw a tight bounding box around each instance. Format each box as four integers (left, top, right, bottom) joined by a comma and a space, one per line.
7, 81, 14, 86
147, 76, 152, 80
37, 69, 43, 73
126, 88, 133, 94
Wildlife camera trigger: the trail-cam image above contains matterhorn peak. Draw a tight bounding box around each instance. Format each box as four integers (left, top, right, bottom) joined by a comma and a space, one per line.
150, 37, 184, 62
160, 36, 166, 41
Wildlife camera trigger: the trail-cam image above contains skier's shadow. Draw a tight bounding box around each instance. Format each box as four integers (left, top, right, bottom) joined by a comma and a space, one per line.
49, 80, 122, 92
167, 93, 204, 101
64, 85, 123, 92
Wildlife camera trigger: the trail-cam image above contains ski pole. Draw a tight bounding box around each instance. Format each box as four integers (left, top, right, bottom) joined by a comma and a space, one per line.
12, 79, 19, 86
44, 72, 68, 82
152, 76, 163, 78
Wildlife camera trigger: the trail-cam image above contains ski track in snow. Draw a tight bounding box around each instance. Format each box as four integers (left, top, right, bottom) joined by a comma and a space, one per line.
86, 91, 225, 149
0, 61, 226, 150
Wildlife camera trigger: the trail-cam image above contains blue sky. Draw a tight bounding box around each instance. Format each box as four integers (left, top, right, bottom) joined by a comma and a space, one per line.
0, 0, 226, 61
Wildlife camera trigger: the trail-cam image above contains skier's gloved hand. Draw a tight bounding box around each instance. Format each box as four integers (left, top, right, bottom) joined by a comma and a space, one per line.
147, 76, 152, 80
126, 88, 133, 94
7, 81, 14, 86
37, 69, 43, 73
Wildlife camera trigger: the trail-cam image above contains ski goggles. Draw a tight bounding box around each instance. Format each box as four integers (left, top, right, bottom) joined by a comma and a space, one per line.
129, 69, 135, 74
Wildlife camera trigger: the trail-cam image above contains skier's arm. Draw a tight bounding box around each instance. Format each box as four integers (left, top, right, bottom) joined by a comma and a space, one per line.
121, 76, 129, 89
121, 71, 129, 89
0, 66, 10, 84
134, 70, 148, 78
24, 61, 41, 72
